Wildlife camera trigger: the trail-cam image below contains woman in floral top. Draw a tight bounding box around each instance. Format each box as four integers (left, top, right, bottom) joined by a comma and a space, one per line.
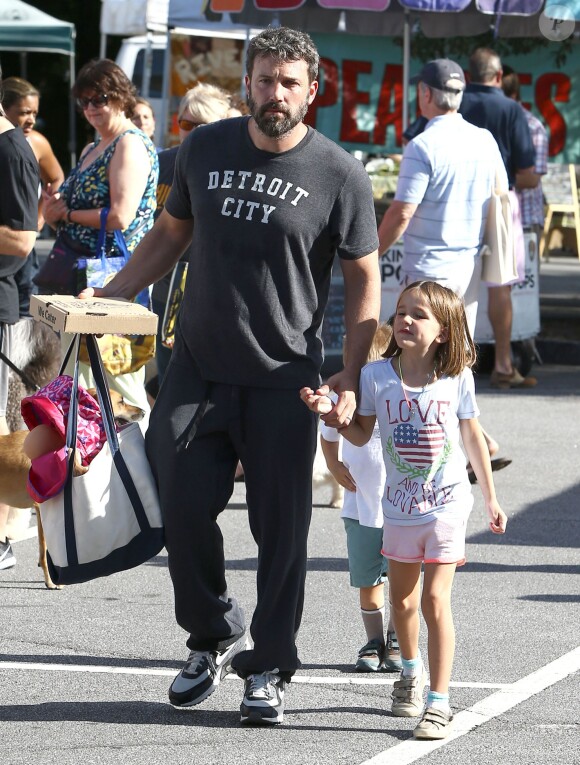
43, 58, 159, 424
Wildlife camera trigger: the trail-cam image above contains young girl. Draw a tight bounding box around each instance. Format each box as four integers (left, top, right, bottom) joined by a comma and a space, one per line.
319, 324, 401, 674
301, 281, 507, 741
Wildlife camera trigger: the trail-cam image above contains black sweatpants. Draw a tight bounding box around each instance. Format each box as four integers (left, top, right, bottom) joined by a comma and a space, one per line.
146, 333, 318, 679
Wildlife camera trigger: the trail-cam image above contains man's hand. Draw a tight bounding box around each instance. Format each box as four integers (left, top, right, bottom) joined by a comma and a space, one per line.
320, 368, 359, 428
77, 286, 105, 300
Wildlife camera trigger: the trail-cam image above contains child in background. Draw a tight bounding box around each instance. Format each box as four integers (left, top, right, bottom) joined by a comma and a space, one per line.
301, 281, 507, 741
319, 324, 401, 673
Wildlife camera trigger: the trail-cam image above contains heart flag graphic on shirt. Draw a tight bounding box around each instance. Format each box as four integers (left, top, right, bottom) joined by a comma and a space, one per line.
393, 423, 445, 468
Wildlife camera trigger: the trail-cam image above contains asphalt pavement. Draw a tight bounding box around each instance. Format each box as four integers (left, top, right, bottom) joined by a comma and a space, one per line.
3, 240, 579, 764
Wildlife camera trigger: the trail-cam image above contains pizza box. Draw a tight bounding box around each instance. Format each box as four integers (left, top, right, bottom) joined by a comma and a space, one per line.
30, 295, 158, 335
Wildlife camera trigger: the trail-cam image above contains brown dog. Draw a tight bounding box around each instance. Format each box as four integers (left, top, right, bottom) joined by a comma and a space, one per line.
0, 390, 144, 589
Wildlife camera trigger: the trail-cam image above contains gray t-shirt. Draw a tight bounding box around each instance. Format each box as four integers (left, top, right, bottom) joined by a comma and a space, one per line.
166, 117, 378, 388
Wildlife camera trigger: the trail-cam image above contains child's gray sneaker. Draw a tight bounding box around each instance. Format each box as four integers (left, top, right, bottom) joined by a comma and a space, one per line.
383, 631, 403, 672
355, 638, 384, 672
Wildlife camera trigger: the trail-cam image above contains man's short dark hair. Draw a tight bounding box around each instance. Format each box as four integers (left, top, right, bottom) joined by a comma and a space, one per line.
246, 26, 319, 84
469, 48, 502, 84
500, 65, 520, 102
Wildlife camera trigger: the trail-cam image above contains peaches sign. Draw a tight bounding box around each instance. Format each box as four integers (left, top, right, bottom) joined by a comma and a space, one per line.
305, 34, 579, 161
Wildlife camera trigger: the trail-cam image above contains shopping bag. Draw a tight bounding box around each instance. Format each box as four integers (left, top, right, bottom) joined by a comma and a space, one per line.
481, 174, 518, 286
78, 209, 155, 374
38, 335, 164, 585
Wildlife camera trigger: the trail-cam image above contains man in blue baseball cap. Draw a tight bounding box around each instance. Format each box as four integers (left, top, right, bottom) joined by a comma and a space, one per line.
378, 56, 502, 337
410, 58, 466, 93
377, 56, 510, 483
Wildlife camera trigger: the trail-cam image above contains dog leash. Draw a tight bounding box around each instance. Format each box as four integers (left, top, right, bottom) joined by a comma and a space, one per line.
0, 348, 40, 392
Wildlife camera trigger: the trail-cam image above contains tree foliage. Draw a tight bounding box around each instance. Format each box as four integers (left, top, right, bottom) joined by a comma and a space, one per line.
408, 29, 573, 68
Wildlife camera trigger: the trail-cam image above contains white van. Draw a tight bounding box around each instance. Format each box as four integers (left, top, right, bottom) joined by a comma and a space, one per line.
116, 27, 257, 148
116, 34, 167, 146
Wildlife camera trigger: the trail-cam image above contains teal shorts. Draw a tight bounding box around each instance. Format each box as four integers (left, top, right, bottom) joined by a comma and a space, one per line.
343, 517, 388, 589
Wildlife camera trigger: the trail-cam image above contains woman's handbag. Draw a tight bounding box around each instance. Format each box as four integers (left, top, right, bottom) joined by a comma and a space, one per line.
481, 171, 518, 286
38, 334, 164, 586
32, 230, 92, 295
77, 209, 156, 374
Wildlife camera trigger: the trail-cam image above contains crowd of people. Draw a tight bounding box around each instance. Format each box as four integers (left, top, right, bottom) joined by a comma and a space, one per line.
4, 25, 551, 738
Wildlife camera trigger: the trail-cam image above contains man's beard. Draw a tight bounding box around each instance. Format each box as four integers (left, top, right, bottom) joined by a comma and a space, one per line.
247, 93, 309, 138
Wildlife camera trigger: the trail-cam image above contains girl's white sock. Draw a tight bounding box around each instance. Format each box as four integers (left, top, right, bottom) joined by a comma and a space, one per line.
401, 653, 422, 677
426, 690, 451, 714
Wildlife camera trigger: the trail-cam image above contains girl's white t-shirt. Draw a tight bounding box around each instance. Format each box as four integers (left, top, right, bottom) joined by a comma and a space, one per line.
319, 420, 385, 529
358, 358, 478, 526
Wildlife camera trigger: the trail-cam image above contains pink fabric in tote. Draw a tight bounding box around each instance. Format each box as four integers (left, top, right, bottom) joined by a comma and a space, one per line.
21, 375, 107, 503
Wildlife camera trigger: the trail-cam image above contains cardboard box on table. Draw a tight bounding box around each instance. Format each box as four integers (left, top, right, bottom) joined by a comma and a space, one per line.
30, 295, 158, 336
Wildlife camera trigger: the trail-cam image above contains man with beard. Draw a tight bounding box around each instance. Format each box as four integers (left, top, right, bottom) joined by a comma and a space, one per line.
79, 27, 380, 725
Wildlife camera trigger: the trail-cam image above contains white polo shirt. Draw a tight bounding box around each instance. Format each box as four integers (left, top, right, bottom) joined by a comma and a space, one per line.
396, 113, 507, 283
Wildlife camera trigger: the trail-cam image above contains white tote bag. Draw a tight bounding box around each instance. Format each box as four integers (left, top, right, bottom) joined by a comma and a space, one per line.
39, 335, 163, 585
481, 172, 518, 286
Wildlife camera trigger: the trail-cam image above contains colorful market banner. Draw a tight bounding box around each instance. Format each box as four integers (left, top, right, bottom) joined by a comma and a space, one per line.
307, 33, 580, 162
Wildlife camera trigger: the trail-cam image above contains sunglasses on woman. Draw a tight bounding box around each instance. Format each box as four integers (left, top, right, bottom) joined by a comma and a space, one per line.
178, 118, 206, 132
77, 94, 110, 110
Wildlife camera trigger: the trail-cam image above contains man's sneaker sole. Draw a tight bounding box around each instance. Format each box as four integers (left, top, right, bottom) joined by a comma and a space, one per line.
0, 541, 16, 570
240, 707, 283, 726
169, 635, 248, 709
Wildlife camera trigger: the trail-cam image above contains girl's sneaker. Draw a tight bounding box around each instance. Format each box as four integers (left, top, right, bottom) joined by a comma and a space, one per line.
413, 706, 453, 739
355, 638, 384, 672
391, 667, 427, 717
383, 631, 402, 672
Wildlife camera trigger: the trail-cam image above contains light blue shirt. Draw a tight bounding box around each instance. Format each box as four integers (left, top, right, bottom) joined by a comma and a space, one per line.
396, 113, 507, 280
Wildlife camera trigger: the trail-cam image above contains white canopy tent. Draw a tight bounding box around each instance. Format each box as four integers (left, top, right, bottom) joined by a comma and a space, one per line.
0, 0, 77, 167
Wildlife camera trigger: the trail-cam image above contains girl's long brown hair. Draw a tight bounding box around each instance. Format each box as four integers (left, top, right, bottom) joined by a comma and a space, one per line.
383, 281, 476, 378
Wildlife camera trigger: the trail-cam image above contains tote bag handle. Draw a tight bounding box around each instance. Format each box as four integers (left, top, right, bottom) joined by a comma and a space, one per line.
61, 334, 156, 567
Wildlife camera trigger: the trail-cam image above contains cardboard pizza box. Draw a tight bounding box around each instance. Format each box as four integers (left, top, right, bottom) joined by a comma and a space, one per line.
30, 295, 158, 335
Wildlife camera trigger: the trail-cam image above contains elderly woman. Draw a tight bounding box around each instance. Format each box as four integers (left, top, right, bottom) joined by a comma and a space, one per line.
43, 59, 159, 424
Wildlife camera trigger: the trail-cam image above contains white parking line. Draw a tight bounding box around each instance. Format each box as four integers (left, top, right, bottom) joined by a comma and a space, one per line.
0, 660, 507, 689
359, 646, 580, 765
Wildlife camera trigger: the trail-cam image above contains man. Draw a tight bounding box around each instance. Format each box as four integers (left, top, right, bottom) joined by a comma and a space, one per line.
81, 27, 380, 725
460, 48, 538, 389
501, 67, 549, 248
378, 58, 506, 336
378, 58, 512, 472
0, 62, 40, 571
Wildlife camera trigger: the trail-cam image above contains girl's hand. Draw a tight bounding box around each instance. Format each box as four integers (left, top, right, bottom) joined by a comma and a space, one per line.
300, 386, 333, 415
487, 499, 507, 534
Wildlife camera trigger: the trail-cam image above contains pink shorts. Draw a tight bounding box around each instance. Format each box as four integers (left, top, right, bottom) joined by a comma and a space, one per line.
382, 515, 467, 566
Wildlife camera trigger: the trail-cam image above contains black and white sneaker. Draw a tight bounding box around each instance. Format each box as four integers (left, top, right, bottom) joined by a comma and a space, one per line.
168, 634, 247, 708
0, 540, 16, 570
240, 669, 285, 725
